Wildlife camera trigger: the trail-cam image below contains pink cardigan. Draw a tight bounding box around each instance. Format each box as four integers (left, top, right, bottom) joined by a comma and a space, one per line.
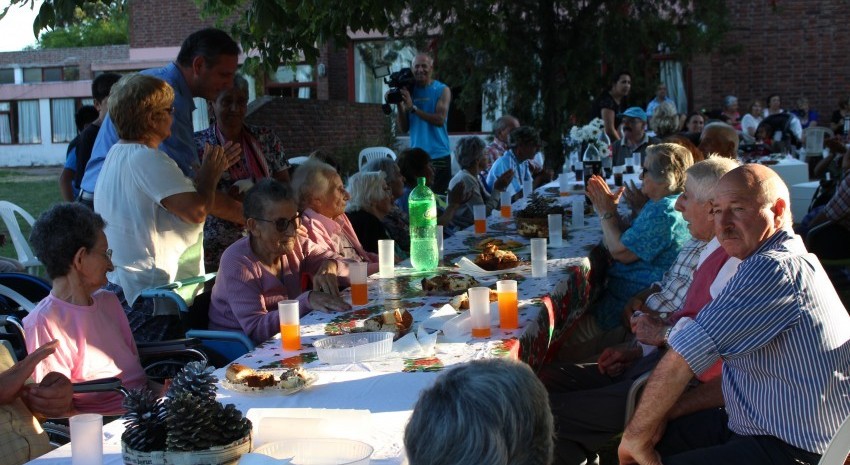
301, 208, 379, 274
209, 235, 349, 344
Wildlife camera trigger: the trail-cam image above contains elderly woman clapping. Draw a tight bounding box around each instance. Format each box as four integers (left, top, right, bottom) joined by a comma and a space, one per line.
194, 75, 292, 271
293, 158, 379, 274
208, 180, 351, 345
93, 74, 239, 341
447, 136, 513, 230
569, 143, 692, 356
346, 171, 398, 255
24, 203, 151, 415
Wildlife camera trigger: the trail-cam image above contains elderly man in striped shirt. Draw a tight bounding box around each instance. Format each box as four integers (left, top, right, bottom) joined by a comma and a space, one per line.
619, 164, 850, 465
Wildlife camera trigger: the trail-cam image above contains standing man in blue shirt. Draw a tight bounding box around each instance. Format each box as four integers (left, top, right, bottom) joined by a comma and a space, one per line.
618, 164, 850, 465
80, 28, 242, 223
395, 53, 453, 195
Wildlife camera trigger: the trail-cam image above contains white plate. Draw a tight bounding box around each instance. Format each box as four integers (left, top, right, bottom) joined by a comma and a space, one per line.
220, 369, 317, 395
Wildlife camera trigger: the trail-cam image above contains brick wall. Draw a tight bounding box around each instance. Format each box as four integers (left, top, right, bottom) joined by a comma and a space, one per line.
245, 98, 390, 171
690, 1, 850, 121
129, 0, 219, 49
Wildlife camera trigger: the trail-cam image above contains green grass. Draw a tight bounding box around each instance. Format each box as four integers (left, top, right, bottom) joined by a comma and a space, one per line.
0, 168, 63, 259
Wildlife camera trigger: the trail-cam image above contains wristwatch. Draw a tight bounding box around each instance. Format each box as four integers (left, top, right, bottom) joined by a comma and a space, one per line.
663, 326, 673, 346
408, 105, 419, 115
601, 212, 615, 221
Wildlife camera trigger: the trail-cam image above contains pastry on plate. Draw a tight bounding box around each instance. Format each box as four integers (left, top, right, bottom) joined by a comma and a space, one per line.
474, 243, 520, 271
421, 274, 480, 296
450, 289, 499, 310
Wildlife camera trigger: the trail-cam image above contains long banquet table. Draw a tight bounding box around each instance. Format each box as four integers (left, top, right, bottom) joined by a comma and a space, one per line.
26, 174, 635, 465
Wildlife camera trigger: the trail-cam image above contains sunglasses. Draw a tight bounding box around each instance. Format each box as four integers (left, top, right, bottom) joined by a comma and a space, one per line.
253, 212, 301, 233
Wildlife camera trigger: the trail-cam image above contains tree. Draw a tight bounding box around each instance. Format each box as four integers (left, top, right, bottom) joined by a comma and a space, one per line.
192, 0, 729, 165
7, 0, 730, 165
1, 0, 127, 48
39, 1, 127, 48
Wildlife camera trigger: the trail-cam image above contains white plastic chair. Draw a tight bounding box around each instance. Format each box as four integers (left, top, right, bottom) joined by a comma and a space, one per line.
819, 413, 850, 465
804, 126, 834, 159
0, 201, 42, 275
358, 147, 396, 170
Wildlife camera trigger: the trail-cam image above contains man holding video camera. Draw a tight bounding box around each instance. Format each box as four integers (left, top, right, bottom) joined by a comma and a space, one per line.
395, 53, 453, 194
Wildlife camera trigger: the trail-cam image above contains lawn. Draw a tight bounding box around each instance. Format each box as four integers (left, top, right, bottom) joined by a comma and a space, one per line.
0, 167, 63, 260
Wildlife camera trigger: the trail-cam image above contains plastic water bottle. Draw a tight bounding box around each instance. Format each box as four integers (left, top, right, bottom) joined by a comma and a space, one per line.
409, 177, 439, 271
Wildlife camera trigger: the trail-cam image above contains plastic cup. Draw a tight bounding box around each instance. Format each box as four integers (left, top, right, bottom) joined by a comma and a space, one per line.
548, 213, 563, 248
500, 191, 511, 218
530, 238, 547, 278
473, 204, 487, 234
497, 280, 518, 330
613, 165, 625, 187
469, 287, 491, 338
572, 197, 585, 229
378, 239, 395, 279
559, 173, 571, 196
436, 225, 444, 262
523, 179, 534, 198
632, 152, 642, 168
71, 413, 103, 465
350, 262, 368, 306
279, 300, 301, 351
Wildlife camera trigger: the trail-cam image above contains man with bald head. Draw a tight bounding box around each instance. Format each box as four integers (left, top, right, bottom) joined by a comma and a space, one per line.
619, 164, 850, 465
698, 122, 739, 158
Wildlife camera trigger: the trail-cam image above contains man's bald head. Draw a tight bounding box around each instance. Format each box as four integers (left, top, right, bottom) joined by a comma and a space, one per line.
699, 122, 739, 159
712, 164, 791, 259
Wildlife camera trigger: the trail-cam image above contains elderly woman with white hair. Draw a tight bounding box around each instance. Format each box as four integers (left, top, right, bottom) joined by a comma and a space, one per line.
404, 358, 554, 465
447, 136, 513, 229
293, 158, 379, 274
362, 157, 411, 253
345, 171, 398, 255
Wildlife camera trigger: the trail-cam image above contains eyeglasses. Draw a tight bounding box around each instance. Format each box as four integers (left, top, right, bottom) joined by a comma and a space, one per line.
91, 248, 112, 260
253, 212, 301, 233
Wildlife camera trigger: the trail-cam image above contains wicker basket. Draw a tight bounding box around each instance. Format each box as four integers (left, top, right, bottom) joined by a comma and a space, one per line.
121, 434, 251, 465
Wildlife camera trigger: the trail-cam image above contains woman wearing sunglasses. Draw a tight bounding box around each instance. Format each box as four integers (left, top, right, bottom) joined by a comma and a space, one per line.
208, 179, 351, 345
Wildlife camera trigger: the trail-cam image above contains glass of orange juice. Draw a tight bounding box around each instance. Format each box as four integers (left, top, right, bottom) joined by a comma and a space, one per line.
500, 191, 511, 218
350, 262, 368, 306
279, 300, 301, 351
497, 280, 518, 330
469, 287, 491, 338
473, 204, 487, 234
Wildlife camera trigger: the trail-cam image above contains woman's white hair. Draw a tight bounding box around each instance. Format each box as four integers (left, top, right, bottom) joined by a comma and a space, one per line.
404, 358, 554, 465
290, 157, 338, 209
346, 171, 387, 212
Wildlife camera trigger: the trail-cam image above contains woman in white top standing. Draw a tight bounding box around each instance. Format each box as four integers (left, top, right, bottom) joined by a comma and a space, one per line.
94, 74, 239, 340
740, 99, 764, 141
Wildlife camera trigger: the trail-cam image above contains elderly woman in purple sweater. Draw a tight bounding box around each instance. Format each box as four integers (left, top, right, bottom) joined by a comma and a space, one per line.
208, 179, 351, 344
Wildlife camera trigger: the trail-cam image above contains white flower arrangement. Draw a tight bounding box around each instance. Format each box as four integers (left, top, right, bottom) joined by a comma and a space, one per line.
566, 118, 610, 157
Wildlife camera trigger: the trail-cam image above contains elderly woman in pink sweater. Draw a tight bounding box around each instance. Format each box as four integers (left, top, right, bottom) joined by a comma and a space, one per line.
24, 203, 150, 415
292, 158, 380, 275
208, 179, 351, 344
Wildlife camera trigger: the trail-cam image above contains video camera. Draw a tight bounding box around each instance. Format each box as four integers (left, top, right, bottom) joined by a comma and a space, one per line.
381, 67, 415, 115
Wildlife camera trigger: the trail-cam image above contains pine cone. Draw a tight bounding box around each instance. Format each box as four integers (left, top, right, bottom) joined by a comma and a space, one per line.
121, 389, 166, 452
166, 360, 218, 402
165, 392, 218, 451
210, 403, 252, 446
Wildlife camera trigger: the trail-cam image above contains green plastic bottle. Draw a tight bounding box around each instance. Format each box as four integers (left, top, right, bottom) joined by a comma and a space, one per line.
408, 177, 438, 271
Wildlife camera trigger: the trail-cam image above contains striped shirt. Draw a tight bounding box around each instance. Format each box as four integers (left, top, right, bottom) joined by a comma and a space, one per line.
669, 230, 850, 454
644, 238, 707, 315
